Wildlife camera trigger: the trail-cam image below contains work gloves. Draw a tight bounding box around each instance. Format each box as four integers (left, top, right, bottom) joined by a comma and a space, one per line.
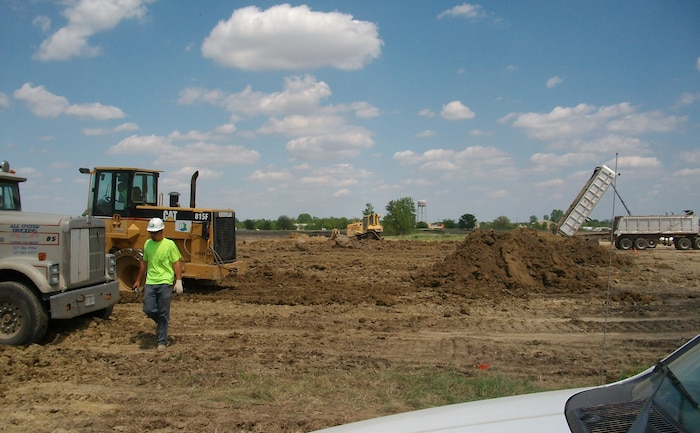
173, 279, 184, 294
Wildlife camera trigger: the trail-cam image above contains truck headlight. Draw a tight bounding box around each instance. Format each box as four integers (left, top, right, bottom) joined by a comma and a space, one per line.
106, 254, 117, 278
48, 263, 60, 285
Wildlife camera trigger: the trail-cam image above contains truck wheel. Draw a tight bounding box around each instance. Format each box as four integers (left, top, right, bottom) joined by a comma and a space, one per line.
675, 237, 692, 250
694, 238, 700, 250
89, 305, 114, 320
0, 281, 49, 345
646, 238, 657, 248
617, 237, 633, 250
633, 238, 648, 250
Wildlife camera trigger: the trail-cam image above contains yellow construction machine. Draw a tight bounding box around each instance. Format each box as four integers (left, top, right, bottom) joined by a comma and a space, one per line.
346, 213, 383, 240
79, 166, 243, 292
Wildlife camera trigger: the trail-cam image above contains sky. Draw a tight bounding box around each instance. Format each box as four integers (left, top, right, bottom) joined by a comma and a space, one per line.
1, 0, 699, 224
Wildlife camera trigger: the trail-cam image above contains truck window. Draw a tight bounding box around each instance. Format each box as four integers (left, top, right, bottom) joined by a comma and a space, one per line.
0, 182, 21, 211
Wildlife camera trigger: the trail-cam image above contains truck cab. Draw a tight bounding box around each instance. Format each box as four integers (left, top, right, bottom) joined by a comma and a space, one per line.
0, 161, 119, 345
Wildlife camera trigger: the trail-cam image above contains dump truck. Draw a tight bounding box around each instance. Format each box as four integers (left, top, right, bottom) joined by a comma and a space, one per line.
613, 211, 699, 250
346, 213, 383, 240
0, 161, 119, 345
80, 166, 242, 292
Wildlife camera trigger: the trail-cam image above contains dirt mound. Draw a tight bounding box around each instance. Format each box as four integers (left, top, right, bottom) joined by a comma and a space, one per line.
418, 229, 628, 300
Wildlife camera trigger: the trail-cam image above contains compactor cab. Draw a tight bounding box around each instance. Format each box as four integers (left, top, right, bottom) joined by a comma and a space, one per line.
346, 213, 383, 240
81, 167, 241, 292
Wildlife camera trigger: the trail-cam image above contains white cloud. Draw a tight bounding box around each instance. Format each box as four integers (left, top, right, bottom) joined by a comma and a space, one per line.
32, 15, 51, 33
418, 108, 436, 118
546, 75, 563, 89
35, 0, 154, 61
393, 145, 513, 180
82, 122, 139, 136
440, 100, 475, 120
108, 134, 260, 167
201, 4, 383, 71
13, 83, 125, 119
415, 130, 437, 138
501, 102, 656, 141
438, 3, 485, 19
285, 127, 375, 160
0, 93, 9, 110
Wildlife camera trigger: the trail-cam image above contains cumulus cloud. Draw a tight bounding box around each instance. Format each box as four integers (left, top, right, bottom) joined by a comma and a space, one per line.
179, 75, 377, 160
108, 134, 260, 166
34, 0, 154, 61
201, 4, 383, 71
438, 3, 485, 19
0, 93, 9, 110
13, 83, 125, 120
393, 145, 513, 180
546, 75, 563, 88
501, 102, 684, 141
440, 100, 475, 120
418, 108, 436, 118
82, 122, 139, 136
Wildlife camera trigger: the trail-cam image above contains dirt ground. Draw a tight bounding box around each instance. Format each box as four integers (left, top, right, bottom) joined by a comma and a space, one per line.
1, 229, 698, 433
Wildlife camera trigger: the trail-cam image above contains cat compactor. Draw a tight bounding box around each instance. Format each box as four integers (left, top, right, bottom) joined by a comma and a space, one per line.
80, 166, 242, 292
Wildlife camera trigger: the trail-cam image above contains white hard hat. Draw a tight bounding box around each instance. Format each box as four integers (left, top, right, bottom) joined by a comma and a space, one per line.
147, 217, 165, 232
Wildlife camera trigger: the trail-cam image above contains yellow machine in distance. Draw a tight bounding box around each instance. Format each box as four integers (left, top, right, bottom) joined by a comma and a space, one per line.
346, 213, 383, 240
80, 166, 242, 292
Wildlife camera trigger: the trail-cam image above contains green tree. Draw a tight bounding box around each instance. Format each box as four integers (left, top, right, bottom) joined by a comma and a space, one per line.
277, 215, 294, 230
297, 213, 313, 224
492, 215, 512, 230
243, 219, 255, 230
550, 209, 564, 223
529, 215, 538, 224
458, 213, 477, 230
441, 219, 456, 229
363, 203, 375, 215
383, 197, 416, 235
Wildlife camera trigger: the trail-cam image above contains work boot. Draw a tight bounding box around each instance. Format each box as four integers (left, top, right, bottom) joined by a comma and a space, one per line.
157, 344, 167, 352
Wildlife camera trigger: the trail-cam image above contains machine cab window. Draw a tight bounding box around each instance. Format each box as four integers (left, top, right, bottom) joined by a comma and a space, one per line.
0, 182, 21, 211
90, 170, 157, 216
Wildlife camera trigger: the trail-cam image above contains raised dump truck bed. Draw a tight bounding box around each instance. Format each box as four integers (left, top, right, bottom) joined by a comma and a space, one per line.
557, 165, 616, 237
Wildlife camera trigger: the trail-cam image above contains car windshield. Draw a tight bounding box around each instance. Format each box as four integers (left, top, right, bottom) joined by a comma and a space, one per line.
646, 340, 700, 431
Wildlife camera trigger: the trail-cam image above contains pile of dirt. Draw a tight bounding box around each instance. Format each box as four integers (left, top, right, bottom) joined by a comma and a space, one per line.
417, 229, 629, 300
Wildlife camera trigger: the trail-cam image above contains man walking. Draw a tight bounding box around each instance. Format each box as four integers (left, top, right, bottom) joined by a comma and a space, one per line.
133, 217, 184, 351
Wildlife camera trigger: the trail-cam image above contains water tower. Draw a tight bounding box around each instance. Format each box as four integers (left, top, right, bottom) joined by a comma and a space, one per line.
417, 200, 427, 223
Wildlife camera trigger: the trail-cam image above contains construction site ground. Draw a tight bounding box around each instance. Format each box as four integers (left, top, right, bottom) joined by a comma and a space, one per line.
1, 229, 698, 433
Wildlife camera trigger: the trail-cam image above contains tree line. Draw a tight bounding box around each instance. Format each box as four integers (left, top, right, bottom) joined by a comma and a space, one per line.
237, 197, 612, 235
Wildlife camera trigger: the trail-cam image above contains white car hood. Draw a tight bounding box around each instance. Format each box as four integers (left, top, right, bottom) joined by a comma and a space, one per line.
313, 387, 590, 433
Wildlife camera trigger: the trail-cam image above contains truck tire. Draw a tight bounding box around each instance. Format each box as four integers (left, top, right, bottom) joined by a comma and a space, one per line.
633, 238, 648, 250
675, 237, 692, 250
617, 237, 633, 250
646, 238, 657, 248
693, 237, 700, 250
0, 281, 49, 345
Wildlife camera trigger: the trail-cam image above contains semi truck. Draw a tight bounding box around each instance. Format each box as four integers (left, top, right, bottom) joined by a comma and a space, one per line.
0, 161, 120, 345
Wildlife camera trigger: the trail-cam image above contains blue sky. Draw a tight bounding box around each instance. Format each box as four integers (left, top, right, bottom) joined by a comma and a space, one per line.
1, 1, 699, 224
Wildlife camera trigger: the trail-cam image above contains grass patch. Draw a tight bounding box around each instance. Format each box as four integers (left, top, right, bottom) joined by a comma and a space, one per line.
212, 366, 548, 414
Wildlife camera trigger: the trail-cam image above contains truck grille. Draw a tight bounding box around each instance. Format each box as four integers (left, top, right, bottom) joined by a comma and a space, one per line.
213, 212, 236, 262
69, 226, 105, 286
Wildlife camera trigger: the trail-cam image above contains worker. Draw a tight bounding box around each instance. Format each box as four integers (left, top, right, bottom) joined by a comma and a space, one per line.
133, 217, 184, 352
116, 183, 127, 210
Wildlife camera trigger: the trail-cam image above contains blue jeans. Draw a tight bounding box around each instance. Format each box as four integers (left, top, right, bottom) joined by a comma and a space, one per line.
143, 284, 172, 346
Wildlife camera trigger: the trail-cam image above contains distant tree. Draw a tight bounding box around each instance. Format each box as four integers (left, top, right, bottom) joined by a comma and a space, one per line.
543, 214, 550, 221
416, 221, 429, 229
277, 215, 294, 230
383, 197, 416, 235
243, 219, 255, 230
363, 203, 375, 215
550, 209, 564, 223
441, 219, 456, 229
458, 213, 477, 230
529, 215, 538, 224
492, 215, 512, 230
297, 213, 313, 224
257, 219, 273, 230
